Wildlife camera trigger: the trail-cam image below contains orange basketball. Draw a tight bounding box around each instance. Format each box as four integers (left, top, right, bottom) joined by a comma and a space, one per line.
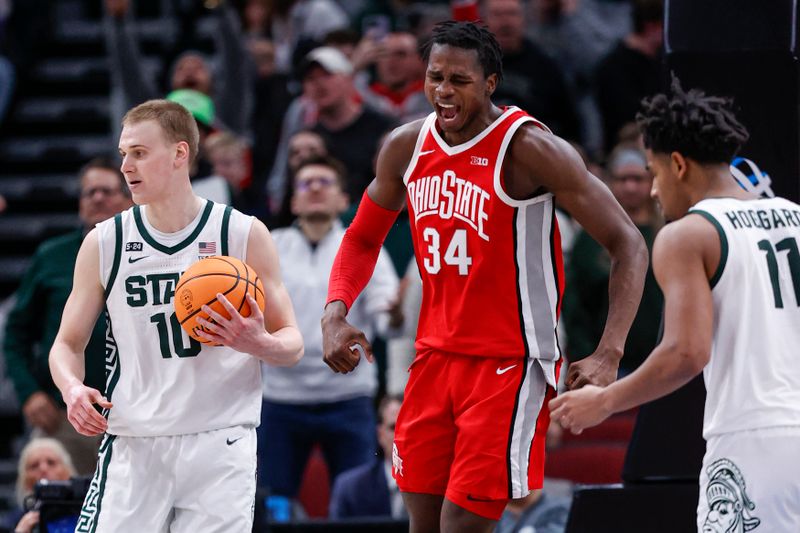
173, 256, 265, 344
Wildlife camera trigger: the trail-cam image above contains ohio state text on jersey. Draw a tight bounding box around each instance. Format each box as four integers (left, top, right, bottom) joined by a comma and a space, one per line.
404, 107, 564, 385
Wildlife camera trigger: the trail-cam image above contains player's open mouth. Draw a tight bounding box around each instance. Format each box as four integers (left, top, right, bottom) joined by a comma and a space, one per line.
128, 180, 142, 189
436, 103, 459, 124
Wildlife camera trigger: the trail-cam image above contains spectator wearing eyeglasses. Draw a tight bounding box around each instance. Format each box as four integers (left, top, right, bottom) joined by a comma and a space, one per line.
258, 155, 400, 507
329, 395, 405, 520
3, 157, 133, 476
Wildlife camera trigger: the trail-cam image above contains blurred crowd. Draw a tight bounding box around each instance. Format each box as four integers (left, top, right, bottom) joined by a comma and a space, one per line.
0, 0, 667, 531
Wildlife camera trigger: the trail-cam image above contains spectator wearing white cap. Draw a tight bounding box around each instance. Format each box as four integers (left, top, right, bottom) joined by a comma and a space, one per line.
266, 46, 394, 212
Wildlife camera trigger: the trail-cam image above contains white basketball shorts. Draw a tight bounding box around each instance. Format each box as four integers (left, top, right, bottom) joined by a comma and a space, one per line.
75, 425, 257, 533
697, 426, 800, 533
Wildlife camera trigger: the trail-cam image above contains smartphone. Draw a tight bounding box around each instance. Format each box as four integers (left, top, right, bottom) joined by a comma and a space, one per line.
362, 14, 391, 41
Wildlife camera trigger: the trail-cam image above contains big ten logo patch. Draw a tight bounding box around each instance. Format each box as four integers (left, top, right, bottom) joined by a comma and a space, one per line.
470, 156, 489, 167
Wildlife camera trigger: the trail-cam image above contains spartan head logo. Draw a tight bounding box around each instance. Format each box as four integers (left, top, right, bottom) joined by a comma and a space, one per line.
702, 459, 761, 533
180, 289, 193, 312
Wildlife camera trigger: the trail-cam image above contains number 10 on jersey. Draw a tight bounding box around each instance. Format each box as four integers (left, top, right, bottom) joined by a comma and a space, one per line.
422, 228, 473, 275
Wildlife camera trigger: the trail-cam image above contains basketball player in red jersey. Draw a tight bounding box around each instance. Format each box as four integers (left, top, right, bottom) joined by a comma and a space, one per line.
322, 21, 648, 532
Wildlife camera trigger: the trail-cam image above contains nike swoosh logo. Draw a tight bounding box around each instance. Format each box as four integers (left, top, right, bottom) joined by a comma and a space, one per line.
496, 365, 517, 375
418, 149, 435, 156
128, 256, 149, 263
226, 437, 243, 446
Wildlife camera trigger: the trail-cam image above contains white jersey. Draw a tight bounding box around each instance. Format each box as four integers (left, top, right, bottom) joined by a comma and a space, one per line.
689, 197, 800, 439
95, 199, 262, 437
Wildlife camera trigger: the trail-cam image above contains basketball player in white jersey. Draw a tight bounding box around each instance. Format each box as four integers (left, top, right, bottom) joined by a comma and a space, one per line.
551, 79, 800, 531
49, 100, 303, 532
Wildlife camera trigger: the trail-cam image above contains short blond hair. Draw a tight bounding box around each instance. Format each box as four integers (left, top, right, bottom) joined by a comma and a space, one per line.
122, 99, 200, 164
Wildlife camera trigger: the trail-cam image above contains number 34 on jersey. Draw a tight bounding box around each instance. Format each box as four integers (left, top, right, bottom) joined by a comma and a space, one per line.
422, 227, 473, 275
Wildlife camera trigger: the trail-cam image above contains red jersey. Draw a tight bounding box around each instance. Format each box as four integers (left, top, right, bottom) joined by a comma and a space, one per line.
404, 107, 565, 383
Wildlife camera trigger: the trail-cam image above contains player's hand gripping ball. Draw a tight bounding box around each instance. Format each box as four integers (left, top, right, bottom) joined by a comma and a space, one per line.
174, 256, 265, 345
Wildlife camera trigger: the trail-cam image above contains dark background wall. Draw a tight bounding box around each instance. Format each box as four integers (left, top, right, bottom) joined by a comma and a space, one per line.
665, 0, 800, 202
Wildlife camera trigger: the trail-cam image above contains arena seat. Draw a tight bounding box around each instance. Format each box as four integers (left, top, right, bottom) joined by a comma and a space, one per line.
297, 446, 330, 518
545, 444, 628, 484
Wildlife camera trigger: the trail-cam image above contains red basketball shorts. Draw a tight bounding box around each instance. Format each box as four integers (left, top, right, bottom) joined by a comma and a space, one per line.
391, 350, 557, 520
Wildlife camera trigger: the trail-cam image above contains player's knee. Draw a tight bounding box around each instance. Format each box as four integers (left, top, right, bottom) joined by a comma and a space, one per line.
409, 515, 441, 533
404, 492, 444, 533
441, 494, 503, 533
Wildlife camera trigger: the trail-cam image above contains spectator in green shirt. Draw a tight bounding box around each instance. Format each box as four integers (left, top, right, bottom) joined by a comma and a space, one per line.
564, 143, 663, 374
3, 157, 132, 475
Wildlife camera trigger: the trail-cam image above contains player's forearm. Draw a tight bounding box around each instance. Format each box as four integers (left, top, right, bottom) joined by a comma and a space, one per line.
49, 340, 86, 397
255, 326, 303, 367
598, 228, 648, 357
327, 192, 399, 312
601, 341, 706, 414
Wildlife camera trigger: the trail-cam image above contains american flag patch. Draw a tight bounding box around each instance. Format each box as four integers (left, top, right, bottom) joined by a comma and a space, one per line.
199, 242, 217, 255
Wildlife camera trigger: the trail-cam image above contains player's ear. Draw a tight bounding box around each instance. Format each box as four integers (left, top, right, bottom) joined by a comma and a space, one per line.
174, 141, 190, 168
486, 73, 498, 96
670, 151, 688, 180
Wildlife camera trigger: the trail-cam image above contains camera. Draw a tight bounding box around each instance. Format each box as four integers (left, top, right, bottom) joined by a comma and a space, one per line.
24, 477, 91, 533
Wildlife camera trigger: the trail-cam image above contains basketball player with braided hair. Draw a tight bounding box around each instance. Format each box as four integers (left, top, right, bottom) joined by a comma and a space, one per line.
552, 77, 800, 531
49, 99, 303, 532
322, 21, 648, 532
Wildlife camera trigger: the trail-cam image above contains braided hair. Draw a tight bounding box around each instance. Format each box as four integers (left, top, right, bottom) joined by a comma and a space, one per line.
421, 21, 504, 82
636, 76, 749, 164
